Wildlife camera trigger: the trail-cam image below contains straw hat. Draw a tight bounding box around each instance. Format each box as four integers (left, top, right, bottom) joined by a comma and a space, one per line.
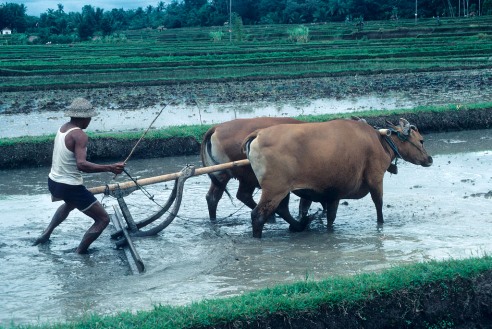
65, 97, 98, 118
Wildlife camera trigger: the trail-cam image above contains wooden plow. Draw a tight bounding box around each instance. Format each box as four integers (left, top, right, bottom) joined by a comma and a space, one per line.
88, 159, 250, 274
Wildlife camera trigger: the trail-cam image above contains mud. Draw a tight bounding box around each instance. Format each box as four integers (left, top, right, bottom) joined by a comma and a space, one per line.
2, 68, 492, 170
1, 69, 491, 115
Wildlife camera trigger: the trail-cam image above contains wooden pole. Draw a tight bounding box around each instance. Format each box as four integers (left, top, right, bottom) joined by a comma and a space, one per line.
89, 159, 250, 195
111, 206, 144, 274
123, 106, 166, 165
113, 105, 167, 179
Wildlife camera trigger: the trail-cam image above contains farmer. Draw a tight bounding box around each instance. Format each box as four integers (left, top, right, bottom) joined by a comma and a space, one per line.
33, 97, 125, 254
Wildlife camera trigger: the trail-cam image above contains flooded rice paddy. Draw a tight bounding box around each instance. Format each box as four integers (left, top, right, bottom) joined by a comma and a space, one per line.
0, 129, 491, 327
3, 95, 408, 138
2, 85, 491, 139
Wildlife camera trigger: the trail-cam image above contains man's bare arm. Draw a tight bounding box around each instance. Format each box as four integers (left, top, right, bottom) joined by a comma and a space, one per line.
72, 130, 125, 174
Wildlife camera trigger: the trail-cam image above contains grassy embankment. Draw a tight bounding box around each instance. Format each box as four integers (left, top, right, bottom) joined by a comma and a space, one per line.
2, 101, 491, 170
12, 256, 492, 328
1, 101, 492, 148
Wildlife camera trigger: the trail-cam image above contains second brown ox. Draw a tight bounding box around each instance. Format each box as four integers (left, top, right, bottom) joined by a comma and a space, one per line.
242, 118, 433, 238
200, 117, 304, 220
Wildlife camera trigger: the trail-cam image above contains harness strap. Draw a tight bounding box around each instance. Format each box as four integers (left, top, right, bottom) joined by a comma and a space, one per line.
384, 131, 403, 159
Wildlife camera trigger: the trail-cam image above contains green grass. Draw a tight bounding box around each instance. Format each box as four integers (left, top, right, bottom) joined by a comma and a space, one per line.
11, 256, 492, 329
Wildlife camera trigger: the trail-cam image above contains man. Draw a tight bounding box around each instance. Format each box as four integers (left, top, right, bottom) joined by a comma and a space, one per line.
33, 97, 125, 254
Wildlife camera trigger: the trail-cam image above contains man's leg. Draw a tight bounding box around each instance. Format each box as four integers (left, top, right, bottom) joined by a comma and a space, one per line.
76, 201, 110, 254
33, 202, 75, 245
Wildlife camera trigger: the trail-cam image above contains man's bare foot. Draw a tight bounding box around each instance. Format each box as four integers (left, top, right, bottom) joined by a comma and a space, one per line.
75, 246, 89, 254
32, 235, 50, 246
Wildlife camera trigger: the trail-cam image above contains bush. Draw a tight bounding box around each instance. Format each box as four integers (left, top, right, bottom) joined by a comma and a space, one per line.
47, 34, 79, 44
288, 25, 309, 43
209, 30, 224, 42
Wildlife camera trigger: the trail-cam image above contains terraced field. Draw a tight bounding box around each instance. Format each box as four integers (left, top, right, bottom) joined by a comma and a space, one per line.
1, 16, 491, 93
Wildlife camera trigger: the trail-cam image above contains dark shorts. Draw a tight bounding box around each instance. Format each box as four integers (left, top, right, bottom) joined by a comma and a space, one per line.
48, 177, 97, 212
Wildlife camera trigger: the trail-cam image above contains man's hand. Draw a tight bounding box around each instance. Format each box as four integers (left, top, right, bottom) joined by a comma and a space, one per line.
110, 162, 125, 175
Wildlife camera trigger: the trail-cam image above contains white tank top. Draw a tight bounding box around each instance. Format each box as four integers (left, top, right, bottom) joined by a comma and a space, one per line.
48, 127, 84, 185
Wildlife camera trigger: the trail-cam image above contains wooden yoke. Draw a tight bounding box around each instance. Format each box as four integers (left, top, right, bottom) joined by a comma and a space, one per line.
89, 159, 250, 195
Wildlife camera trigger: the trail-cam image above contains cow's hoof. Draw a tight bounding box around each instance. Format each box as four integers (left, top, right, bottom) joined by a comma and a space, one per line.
300, 216, 312, 228
289, 223, 304, 232
252, 230, 263, 238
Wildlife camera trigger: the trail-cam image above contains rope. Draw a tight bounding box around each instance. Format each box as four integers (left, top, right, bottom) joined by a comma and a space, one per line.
122, 168, 155, 201
108, 167, 254, 221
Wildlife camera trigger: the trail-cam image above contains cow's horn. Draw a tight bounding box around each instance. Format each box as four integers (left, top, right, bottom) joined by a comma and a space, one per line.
379, 129, 391, 136
399, 118, 411, 135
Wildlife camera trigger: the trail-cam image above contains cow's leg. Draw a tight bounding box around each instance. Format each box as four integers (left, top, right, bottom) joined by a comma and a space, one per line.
325, 199, 340, 227
236, 181, 257, 210
251, 203, 275, 239
275, 195, 310, 232
237, 180, 281, 223
205, 174, 230, 220
369, 183, 384, 224
298, 198, 312, 219
252, 188, 294, 238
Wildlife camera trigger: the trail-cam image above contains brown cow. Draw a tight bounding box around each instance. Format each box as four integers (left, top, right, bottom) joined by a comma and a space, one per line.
200, 117, 304, 220
242, 118, 433, 238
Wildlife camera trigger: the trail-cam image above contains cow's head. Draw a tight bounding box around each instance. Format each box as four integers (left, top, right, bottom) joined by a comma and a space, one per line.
386, 118, 433, 167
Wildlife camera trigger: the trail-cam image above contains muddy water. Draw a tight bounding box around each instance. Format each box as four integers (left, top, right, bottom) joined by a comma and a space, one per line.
1, 87, 490, 139
4, 96, 404, 138
1, 129, 491, 327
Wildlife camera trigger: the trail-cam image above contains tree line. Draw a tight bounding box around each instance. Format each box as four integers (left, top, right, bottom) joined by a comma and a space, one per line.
1, 0, 491, 43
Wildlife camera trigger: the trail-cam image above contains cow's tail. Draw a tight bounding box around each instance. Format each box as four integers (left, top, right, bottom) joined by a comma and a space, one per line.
242, 130, 259, 159
200, 126, 219, 166
200, 126, 233, 200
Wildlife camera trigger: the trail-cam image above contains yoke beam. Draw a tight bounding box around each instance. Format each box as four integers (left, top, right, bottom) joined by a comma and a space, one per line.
88, 159, 250, 195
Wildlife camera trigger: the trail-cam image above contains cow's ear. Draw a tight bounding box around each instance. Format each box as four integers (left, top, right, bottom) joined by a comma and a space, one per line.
385, 119, 397, 129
